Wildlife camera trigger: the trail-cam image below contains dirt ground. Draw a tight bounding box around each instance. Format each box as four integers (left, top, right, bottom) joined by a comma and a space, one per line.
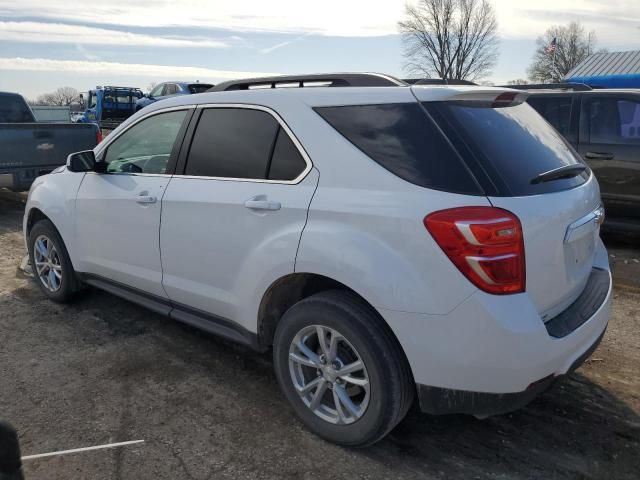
0, 189, 638, 480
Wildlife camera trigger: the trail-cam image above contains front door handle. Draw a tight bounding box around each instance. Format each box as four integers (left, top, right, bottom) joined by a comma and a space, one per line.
244, 197, 281, 211
135, 195, 157, 204
585, 152, 614, 160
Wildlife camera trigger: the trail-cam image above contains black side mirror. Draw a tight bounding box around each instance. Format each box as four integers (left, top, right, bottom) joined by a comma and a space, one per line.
67, 150, 98, 172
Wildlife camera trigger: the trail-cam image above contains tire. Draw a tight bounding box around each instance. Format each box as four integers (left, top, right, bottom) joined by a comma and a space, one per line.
28, 219, 81, 303
273, 290, 414, 446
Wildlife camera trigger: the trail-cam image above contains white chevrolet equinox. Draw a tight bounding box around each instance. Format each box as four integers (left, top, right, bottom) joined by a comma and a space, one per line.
24, 74, 612, 446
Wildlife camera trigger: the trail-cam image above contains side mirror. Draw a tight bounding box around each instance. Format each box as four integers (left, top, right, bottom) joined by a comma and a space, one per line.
67, 150, 99, 172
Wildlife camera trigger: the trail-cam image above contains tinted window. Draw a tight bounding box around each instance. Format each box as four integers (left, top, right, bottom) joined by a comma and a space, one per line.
0, 94, 34, 122
425, 102, 588, 196
268, 128, 307, 180
164, 84, 178, 96
315, 103, 480, 194
188, 84, 213, 94
104, 110, 187, 174
185, 108, 279, 179
588, 98, 640, 144
527, 96, 572, 137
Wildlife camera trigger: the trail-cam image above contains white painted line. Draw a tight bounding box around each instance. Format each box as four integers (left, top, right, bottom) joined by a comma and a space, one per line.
21, 440, 144, 461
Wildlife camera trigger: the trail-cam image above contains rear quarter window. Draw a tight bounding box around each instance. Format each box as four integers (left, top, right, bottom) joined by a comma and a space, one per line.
314, 103, 482, 195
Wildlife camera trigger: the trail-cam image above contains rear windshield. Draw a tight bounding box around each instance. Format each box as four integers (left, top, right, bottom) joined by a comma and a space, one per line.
314, 103, 482, 195
0, 94, 34, 122
423, 102, 589, 196
189, 84, 213, 94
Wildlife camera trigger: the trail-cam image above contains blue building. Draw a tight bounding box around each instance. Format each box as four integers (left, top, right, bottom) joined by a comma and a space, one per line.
565, 50, 640, 88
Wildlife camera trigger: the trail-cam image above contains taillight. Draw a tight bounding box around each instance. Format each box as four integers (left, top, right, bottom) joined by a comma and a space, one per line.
96, 129, 103, 145
424, 207, 525, 295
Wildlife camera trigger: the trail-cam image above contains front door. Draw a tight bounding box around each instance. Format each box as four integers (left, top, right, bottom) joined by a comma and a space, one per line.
75, 108, 190, 296
160, 106, 317, 329
578, 95, 640, 218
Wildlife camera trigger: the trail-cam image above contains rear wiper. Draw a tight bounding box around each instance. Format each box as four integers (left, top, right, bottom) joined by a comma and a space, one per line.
530, 164, 587, 185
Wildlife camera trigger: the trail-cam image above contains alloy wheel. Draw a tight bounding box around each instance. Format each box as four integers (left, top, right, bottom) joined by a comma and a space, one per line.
288, 325, 370, 425
33, 235, 62, 292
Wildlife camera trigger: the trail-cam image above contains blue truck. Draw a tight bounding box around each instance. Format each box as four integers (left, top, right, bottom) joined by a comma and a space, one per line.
77, 86, 143, 130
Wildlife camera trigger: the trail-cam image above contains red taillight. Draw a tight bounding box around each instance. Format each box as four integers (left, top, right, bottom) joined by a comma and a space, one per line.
96, 129, 103, 145
424, 207, 525, 295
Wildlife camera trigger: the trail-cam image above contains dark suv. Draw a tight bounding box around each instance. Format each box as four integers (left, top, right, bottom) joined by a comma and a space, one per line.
525, 88, 640, 231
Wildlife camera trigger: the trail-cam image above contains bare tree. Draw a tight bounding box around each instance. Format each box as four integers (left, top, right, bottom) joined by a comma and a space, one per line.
527, 22, 606, 83
506, 78, 529, 85
35, 87, 80, 106
398, 0, 499, 81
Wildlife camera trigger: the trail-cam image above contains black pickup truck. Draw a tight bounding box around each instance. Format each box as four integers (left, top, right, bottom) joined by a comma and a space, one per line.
525, 88, 640, 231
0, 92, 99, 191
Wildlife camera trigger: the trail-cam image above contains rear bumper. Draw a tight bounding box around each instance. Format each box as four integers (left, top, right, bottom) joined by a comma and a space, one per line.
380, 238, 612, 415
416, 327, 606, 416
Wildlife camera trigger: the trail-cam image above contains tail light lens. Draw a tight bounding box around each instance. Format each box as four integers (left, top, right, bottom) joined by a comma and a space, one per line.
424, 207, 525, 295
96, 129, 103, 145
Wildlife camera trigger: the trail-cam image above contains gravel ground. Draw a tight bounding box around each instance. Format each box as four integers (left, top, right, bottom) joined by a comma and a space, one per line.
1, 190, 639, 480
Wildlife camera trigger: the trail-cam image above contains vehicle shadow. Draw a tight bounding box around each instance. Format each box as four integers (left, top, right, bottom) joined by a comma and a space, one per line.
366, 373, 640, 479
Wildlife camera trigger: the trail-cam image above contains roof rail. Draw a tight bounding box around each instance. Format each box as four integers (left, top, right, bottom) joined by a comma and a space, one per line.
208, 73, 407, 92
404, 78, 478, 86
97, 86, 144, 91
500, 82, 592, 92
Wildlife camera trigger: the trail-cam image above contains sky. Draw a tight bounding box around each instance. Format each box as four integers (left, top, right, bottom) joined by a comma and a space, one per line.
0, 0, 638, 99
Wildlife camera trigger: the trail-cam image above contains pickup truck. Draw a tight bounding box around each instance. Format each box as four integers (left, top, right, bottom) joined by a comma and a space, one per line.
0, 92, 100, 191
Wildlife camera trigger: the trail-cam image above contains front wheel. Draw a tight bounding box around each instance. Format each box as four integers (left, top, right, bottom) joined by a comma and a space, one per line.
273, 290, 414, 446
28, 219, 81, 303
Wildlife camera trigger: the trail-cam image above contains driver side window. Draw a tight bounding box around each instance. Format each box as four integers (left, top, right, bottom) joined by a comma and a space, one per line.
103, 110, 187, 174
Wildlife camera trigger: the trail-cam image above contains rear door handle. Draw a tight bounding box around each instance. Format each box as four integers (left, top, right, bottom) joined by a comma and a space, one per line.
135, 195, 157, 204
585, 152, 614, 160
244, 197, 281, 211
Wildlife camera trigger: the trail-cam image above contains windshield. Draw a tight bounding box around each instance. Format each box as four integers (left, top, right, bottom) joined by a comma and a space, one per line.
423, 102, 589, 196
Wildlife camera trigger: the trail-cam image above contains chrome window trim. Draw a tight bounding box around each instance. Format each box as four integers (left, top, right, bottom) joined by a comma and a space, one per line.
94, 103, 313, 185
177, 103, 313, 185
94, 105, 195, 158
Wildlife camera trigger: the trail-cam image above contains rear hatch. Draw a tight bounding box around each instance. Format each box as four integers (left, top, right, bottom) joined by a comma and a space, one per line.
414, 86, 602, 318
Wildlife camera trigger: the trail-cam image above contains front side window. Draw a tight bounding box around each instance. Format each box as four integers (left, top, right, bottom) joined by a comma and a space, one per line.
588, 97, 640, 144
103, 110, 187, 174
164, 84, 178, 96
150, 84, 164, 97
88, 93, 97, 109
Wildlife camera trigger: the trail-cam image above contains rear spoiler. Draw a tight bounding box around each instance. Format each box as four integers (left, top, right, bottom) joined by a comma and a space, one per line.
411, 86, 529, 107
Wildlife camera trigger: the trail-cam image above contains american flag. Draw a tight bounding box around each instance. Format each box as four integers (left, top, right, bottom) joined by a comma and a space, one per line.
545, 37, 558, 55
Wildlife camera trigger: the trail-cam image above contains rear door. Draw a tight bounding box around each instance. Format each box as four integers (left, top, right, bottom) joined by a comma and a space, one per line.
578, 94, 640, 218
160, 105, 317, 328
75, 108, 191, 296
418, 91, 602, 318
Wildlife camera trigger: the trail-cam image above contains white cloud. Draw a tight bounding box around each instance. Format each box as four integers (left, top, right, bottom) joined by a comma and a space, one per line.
0, 21, 227, 48
0, 57, 278, 81
0, 0, 638, 44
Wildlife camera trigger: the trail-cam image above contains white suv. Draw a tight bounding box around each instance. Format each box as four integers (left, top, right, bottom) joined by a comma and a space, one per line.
23, 74, 612, 446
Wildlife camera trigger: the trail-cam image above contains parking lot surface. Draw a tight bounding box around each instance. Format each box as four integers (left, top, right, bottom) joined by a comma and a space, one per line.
1, 190, 638, 480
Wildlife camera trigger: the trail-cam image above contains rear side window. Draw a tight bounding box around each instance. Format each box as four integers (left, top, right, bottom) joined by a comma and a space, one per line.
185, 108, 279, 179
268, 128, 307, 180
188, 84, 213, 94
586, 97, 640, 144
315, 103, 481, 194
0, 94, 34, 122
424, 102, 589, 196
527, 96, 572, 138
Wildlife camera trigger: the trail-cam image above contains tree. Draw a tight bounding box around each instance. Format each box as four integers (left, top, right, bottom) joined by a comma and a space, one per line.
527, 22, 606, 83
35, 87, 80, 106
398, 0, 499, 81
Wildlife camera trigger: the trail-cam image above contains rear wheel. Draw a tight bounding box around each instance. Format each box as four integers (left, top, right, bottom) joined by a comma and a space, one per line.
273, 290, 414, 446
28, 219, 81, 303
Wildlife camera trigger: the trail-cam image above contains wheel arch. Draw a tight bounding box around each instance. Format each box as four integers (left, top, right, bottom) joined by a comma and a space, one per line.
257, 272, 411, 372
